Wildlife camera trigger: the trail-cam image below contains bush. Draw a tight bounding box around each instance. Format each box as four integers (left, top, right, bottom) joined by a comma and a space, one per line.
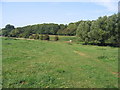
29, 35, 33, 39
54, 35, 59, 41
29, 34, 39, 39
34, 34, 39, 39
40, 34, 44, 40
43, 34, 49, 41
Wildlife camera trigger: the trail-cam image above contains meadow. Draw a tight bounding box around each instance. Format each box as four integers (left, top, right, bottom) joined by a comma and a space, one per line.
2, 36, 119, 88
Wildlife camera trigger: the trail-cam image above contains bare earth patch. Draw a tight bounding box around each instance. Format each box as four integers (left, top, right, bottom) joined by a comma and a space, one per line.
74, 51, 86, 56
64, 41, 72, 43
16, 38, 35, 40
112, 72, 120, 78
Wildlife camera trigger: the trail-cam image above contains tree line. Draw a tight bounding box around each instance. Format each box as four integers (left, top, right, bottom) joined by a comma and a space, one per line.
76, 13, 119, 46
1, 23, 77, 38
1, 13, 119, 46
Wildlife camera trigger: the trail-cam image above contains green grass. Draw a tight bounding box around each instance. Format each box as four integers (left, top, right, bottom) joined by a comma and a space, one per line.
2, 37, 119, 88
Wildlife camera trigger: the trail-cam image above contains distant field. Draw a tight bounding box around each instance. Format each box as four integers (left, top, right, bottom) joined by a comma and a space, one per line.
2, 37, 119, 88
8, 35, 77, 42
49, 35, 77, 41
16, 35, 77, 42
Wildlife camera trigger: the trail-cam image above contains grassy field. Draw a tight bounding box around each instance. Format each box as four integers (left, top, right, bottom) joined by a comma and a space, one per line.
2, 37, 119, 88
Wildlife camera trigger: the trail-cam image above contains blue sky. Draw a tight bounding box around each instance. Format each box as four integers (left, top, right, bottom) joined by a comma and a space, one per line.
1, 1, 119, 28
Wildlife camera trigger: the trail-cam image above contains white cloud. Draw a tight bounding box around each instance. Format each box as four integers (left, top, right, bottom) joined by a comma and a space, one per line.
94, 0, 119, 12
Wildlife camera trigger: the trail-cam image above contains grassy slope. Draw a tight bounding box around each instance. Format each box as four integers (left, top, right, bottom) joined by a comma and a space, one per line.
2, 37, 118, 88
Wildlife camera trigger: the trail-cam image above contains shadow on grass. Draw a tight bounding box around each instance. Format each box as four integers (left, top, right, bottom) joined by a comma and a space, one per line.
82, 43, 120, 47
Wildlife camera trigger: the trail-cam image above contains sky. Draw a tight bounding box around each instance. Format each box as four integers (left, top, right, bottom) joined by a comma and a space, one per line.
0, 0, 119, 28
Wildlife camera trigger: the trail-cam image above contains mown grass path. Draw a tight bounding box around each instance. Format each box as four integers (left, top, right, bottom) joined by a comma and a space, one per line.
2, 38, 118, 88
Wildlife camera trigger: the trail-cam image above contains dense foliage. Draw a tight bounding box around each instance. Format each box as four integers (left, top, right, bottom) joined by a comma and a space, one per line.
76, 13, 119, 46
1, 13, 119, 46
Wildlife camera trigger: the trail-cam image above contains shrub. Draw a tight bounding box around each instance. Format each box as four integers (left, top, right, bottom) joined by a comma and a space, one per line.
54, 35, 59, 41
98, 55, 108, 59
29, 34, 39, 39
43, 34, 50, 41
34, 34, 39, 39
40, 34, 44, 40
29, 35, 33, 39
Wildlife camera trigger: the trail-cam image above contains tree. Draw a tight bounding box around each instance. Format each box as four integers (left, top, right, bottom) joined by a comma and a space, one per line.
106, 14, 118, 45
76, 21, 91, 44
88, 21, 107, 44
5, 24, 15, 31
1, 13, 119, 47
2, 24, 15, 36
10, 29, 20, 37
67, 23, 77, 36
57, 24, 67, 35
